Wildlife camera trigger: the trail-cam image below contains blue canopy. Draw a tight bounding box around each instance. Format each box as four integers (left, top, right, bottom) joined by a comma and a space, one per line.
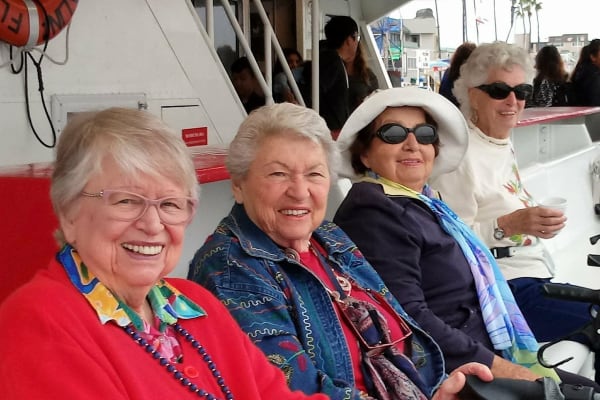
371, 16, 402, 59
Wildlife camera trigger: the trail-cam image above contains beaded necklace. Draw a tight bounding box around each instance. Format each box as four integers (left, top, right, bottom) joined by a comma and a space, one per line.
124, 323, 234, 400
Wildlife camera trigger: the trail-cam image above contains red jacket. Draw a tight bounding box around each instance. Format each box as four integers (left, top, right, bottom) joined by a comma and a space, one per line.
0, 258, 328, 400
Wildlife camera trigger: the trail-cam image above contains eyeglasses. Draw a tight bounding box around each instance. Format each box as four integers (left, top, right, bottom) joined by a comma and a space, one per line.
81, 189, 197, 225
375, 123, 438, 145
476, 82, 533, 101
353, 33, 361, 42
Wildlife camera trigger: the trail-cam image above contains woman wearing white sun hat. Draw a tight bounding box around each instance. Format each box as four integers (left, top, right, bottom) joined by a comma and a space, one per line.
333, 86, 599, 389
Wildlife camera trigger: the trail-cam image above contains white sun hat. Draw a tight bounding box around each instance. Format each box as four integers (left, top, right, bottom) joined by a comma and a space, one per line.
336, 87, 469, 180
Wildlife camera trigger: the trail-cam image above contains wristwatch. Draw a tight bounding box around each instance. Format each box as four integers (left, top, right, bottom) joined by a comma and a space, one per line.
493, 220, 505, 240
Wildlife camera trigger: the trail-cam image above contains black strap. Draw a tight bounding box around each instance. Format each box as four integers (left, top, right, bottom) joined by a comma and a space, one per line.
490, 247, 512, 259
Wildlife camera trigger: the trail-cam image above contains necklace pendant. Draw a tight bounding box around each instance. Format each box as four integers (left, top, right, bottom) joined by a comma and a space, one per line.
336, 275, 352, 296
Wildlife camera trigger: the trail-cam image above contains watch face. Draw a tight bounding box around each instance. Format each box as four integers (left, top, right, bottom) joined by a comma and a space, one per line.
494, 228, 505, 240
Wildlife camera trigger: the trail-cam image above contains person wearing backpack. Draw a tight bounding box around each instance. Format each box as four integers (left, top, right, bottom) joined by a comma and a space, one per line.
527, 45, 570, 107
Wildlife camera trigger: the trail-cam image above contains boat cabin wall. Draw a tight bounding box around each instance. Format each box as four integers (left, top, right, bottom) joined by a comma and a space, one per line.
0, 0, 405, 293
0, 0, 246, 168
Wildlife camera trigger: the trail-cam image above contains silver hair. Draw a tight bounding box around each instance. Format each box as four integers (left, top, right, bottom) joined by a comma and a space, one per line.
51, 107, 199, 243
226, 103, 340, 184
453, 41, 534, 121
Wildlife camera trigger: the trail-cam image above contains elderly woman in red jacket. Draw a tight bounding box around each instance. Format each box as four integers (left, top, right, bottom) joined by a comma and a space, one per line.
0, 107, 329, 400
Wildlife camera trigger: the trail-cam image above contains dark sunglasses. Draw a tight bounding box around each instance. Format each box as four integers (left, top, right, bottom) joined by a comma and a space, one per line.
476, 82, 533, 101
375, 123, 438, 145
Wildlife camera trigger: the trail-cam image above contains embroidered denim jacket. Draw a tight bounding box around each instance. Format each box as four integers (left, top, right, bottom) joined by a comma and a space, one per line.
188, 204, 446, 399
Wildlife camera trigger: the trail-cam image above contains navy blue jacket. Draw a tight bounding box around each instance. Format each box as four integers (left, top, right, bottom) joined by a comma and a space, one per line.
334, 182, 496, 372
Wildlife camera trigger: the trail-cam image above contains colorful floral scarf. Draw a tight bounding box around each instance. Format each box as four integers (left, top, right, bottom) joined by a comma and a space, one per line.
58, 244, 205, 331
361, 174, 560, 381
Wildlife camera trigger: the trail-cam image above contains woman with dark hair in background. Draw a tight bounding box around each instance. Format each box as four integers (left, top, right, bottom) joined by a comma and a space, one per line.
570, 39, 600, 106
439, 42, 476, 107
527, 45, 570, 107
346, 43, 379, 113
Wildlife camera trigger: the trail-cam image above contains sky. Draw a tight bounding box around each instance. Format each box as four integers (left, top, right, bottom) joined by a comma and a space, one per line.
391, 0, 600, 49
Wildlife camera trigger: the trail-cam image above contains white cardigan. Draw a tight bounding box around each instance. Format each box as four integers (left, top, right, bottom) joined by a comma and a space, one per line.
429, 123, 553, 280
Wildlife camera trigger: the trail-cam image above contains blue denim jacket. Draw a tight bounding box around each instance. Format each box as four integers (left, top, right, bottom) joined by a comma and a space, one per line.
188, 204, 446, 399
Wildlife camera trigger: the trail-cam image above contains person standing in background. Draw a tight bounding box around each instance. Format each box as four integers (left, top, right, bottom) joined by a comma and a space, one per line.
439, 42, 476, 107
570, 39, 600, 106
319, 15, 360, 138
527, 45, 570, 107
346, 43, 379, 113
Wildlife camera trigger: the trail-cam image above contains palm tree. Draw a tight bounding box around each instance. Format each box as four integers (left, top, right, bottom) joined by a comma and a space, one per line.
462, 0, 468, 42
505, 0, 517, 42
532, 0, 543, 46
434, 0, 441, 59
473, 0, 480, 43
505, 0, 543, 48
493, 0, 498, 41
514, 0, 529, 47
516, 0, 542, 48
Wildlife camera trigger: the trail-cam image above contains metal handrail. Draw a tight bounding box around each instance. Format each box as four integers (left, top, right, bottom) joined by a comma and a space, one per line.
202, 0, 310, 108
251, 0, 305, 107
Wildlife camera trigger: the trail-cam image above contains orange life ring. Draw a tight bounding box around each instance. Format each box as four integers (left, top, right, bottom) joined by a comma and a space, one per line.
0, 0, 78, 48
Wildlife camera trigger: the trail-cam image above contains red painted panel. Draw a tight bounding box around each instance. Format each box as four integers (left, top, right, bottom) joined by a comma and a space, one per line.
0, 176, 58, 305
518, 107, 600, 127
0, 148, 231, 302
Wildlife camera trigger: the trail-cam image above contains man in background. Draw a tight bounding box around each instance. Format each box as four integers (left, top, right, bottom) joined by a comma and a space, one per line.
319, 16, 360, 138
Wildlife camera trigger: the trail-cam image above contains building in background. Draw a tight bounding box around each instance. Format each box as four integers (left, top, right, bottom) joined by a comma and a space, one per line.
374, 7, 592, 89
530, 33, 589, 72
372, 17, 402, 71
371, 8, 452, 89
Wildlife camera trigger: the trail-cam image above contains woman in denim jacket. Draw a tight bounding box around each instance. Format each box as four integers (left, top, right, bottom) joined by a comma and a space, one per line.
188, 102, 491, 400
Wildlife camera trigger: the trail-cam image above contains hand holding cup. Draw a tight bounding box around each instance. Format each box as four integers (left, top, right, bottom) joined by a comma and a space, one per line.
538, 196, 567, 236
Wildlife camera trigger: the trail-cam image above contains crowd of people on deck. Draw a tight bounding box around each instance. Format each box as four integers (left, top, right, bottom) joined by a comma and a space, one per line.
3, 12, 600, 399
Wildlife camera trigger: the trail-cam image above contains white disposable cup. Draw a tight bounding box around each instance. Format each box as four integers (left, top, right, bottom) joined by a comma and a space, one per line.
539, 196, 567, 236
538, 196, 568, 213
